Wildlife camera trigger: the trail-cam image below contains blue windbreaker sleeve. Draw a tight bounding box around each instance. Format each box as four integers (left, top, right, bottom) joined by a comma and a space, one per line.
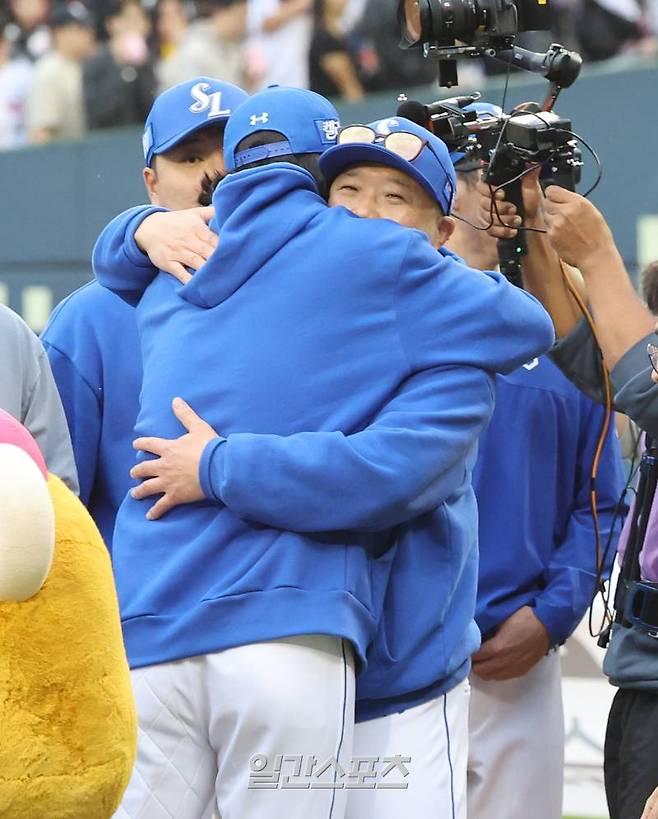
199, 366, 495, 532
41, 341, 100, 506
92, 205, 166, 306
396, 235, 556, 375
532, 399, 625, 645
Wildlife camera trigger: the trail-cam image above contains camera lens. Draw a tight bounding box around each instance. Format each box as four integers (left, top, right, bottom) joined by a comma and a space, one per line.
398, 0, 488, 45
443, 0, 483, 41
398, 0, 424, 46
402, 0, 423, 44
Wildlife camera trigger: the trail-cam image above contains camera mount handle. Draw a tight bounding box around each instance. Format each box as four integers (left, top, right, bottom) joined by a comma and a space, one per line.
484, 100, 544, 287
484, 139, 527, 287
492, 43, 582, 89
425, 41, 582, 89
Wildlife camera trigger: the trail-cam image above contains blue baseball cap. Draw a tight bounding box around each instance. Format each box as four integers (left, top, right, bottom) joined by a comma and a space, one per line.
142, 77, 249, 167
320, 117, 457, 215
223, 86, 341, 172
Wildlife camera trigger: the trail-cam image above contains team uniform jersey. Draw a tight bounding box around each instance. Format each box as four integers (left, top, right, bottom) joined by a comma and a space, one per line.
474, 355, 624, 645
42, 283, 144, 550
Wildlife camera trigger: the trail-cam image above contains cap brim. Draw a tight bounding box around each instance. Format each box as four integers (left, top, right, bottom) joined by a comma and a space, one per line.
150, 117, 229, 164
320, 143, 442, 210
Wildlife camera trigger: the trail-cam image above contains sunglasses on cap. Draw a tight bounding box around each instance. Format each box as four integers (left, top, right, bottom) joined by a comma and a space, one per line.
336, 124, 455, 211
338, 125, 429, 161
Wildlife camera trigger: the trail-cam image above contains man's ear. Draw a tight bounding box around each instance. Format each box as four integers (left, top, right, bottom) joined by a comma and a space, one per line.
438, 215, 456, 245
143, 166, 160, 205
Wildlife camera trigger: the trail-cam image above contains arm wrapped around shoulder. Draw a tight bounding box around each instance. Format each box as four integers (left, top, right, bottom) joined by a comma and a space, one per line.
395, 235, 556, 375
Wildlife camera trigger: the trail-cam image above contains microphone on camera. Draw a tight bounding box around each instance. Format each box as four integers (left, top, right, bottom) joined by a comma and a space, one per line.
397, 93, 482, 127
396, 99, 430, 127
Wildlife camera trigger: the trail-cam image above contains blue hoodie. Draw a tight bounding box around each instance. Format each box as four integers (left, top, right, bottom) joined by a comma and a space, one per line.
93, 162, 554, 676
473, 355, 624, 645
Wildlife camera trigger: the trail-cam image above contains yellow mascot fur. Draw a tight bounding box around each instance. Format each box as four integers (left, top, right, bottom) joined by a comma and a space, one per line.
0, 408, 137, 818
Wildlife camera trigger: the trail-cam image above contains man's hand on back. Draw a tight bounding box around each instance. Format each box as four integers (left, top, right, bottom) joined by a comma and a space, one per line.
130, 398, 220, 520
134, 207, 218, 284
471, 605, 551, 681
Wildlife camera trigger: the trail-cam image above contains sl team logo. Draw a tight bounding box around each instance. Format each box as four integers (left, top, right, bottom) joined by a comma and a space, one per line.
315, 118, 340, 145
189, 82, 231, 119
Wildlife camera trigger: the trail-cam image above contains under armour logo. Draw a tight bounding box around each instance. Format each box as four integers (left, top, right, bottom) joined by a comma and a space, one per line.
250, 113, 270, 126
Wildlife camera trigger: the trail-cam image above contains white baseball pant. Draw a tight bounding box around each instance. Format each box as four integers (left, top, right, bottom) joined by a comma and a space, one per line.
346, 679, 470, 819
467, 650, 564, 819
114, 635, 355, 819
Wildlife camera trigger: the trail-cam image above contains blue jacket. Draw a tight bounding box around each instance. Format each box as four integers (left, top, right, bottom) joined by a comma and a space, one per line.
93, 162, 554, 684
473, 356, 624, 646
41, 283, 144, 550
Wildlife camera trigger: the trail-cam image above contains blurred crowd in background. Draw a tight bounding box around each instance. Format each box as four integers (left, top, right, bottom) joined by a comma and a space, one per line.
0, 0, 657, 151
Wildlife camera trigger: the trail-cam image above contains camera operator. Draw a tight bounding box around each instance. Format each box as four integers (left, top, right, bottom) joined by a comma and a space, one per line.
480, 175, 657, 429
449, 147, 623, 819
481, 176, 658, 819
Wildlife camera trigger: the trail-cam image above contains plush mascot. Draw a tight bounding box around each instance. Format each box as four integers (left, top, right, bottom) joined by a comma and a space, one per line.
0, 409, 137, 818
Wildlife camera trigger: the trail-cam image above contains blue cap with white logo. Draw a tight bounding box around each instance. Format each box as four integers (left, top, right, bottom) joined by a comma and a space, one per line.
320, 117, 457, 215
142, 77, 249, 167
223, 86, 341, 172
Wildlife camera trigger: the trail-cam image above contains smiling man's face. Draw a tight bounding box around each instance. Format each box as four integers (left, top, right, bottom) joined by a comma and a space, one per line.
328, 163, 454, 249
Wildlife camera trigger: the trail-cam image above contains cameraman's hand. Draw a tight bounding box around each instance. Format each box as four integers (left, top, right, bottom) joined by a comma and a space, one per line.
475, 169, 544, 239
134, 207, 217, 284
543, 186, 616, 271
641, 785, 658, 819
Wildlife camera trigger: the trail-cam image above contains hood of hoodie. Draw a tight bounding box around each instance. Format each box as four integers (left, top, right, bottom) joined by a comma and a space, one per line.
180, 163, 326, 308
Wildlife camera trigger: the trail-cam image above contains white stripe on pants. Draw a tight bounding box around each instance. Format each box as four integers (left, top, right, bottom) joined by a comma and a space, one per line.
114, 635, 355, 819
467, 650, 564, 819
346, 680, 470, 819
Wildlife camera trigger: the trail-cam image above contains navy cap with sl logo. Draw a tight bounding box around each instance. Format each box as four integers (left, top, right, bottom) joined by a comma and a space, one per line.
223, 86, 341, 172
142, 78, 249, 167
